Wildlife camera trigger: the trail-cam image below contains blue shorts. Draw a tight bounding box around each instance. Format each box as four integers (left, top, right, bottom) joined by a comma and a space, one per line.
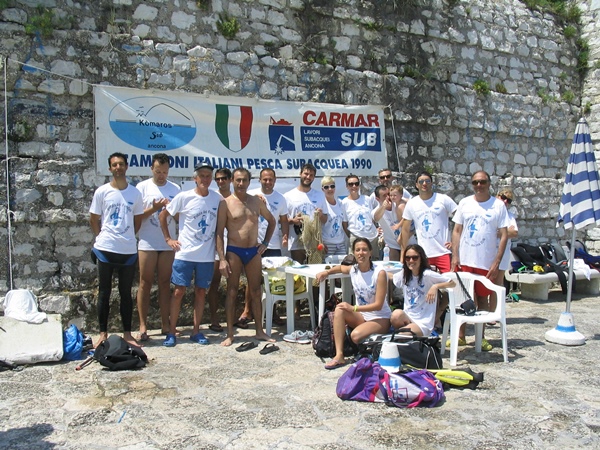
171, 260, 214, 288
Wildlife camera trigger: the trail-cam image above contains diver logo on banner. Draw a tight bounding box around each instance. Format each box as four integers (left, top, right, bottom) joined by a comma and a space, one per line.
269, 117, 295, 154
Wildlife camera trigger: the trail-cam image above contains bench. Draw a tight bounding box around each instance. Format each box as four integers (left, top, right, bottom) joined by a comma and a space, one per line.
505, 250, 600, 300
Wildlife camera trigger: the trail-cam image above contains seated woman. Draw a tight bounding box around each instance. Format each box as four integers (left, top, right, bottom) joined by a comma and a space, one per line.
391, 244, 455, 336
315, 237, 391, 370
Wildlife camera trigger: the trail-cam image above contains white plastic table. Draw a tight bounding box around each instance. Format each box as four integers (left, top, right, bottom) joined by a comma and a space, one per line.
283, 261, 403, 334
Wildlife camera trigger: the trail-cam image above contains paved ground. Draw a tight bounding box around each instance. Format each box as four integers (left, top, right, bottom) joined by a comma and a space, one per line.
1, 290, 600, 449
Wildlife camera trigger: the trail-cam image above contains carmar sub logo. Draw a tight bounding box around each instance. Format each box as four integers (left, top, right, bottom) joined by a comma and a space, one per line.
269, 117, 295, 154
109, 96, 196, 151
300, 110, 381, 152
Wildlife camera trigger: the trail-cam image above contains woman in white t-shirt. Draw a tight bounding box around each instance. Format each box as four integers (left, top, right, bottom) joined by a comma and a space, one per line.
391, 244, 455, 336
321, 176, 349, 257
315, 238, 391, 370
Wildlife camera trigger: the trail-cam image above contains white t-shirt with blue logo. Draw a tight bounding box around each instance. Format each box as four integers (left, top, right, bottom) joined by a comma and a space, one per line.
453, 195, 510, 270
90, 183, 144, 255
166, 189, 222, 262
249, 188, 287, 250
136, 178, 181, 251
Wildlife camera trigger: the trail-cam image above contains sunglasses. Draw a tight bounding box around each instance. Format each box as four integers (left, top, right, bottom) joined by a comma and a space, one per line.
500, 194, 513, 204
379, 174, 392, 179
215, 176, 229, 182
405, 255, 420, 261
347, 182, 360, 187
323, 185, 336, 190
471, 179, 488, 186
417, 179, 432, 185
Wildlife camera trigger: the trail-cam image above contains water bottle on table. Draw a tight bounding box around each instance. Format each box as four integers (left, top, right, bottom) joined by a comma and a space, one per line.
383, 245, 390, 262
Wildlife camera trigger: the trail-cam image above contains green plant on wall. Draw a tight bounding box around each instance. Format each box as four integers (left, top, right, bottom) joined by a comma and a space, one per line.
576, 38, 589, 75
563, 25, 577, 39
561, 90, 574, 103
25, 6, 56, 38
537, 88, 555, 104
583, 101, 592, 115
216, 14, 240, 40
196, 0, 210, 10
7, 120, 33, 143
473, 79, 490, 96
521, 1, 581, 23
495, 83, 508, 94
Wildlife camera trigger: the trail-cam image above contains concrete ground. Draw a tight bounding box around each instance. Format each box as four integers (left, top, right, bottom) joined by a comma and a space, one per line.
1, 290, 600, 449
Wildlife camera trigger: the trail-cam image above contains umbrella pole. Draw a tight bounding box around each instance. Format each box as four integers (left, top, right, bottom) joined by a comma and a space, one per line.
544, 226, 585, 346
565, 226, 576, 314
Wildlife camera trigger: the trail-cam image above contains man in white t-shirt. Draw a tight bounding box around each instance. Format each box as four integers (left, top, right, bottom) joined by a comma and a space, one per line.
451, 170, 509, 351
284, 163, 327, 264
401, 171, 457, 331
135, 153, 181, 341
159, 163, 222, 347
206, 168, 232, 333
368, 168, 412, 209
89, 152, 144, 348
371, 185, 401, 260
401, 171, 457, 270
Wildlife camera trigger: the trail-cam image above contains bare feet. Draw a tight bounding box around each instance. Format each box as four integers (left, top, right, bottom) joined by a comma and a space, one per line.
221, 337, 234, 347
123, 332, 141, 348
255, 332, 276, 343
94, 332, 108, 349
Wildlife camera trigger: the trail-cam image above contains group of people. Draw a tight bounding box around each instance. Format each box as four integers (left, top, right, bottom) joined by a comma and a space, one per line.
89, 152, 517, 368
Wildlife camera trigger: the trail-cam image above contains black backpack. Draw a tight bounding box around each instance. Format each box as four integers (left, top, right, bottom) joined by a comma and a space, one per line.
312, 295, 358, 358
511, 243, 568, 294
93, 335, 148, 371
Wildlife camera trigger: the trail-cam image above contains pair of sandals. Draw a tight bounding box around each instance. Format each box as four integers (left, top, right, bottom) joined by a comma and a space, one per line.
235, 342, 279, 354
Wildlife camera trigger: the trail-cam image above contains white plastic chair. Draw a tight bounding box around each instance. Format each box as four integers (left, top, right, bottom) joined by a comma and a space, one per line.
441, 272, 508, 367
261, 270, 315, 336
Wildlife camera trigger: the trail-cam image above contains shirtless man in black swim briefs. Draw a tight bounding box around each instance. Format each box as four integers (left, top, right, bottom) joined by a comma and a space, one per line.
216, 168, 276, 347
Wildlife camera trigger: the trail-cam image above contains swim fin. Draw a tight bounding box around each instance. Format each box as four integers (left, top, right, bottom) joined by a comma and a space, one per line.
430, 368, 484, 389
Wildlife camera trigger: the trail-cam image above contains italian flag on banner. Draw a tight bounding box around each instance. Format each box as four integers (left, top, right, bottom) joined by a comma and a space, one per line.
215, 104, 253, 152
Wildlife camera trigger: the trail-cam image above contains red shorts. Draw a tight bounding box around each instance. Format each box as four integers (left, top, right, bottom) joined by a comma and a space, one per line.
456, 265, 493, 297
428, 254, 451, 273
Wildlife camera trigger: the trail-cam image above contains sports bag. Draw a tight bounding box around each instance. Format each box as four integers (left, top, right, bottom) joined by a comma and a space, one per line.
336, 357, 386, 402
377, 369, 445, 408
357, 330, 443, 370
62, 324, 84, 361
93, 335, 148, 371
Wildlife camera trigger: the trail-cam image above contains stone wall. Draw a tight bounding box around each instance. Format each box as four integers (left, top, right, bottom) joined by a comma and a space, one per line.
0, 0, 593, 326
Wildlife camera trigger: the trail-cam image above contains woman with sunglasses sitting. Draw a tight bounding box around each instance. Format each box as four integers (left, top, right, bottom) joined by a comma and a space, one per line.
315, 237, 391, 370
390, 244, 455, 336
320, 176, 349, 258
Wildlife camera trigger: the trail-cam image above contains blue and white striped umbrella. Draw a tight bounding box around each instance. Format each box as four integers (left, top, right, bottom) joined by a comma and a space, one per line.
557, 118, 600, 230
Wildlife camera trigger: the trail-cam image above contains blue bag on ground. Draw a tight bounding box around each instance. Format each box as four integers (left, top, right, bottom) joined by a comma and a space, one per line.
62, 324, 84, 361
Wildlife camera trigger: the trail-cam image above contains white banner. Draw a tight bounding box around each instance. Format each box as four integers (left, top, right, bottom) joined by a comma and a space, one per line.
94, 86, 387, 177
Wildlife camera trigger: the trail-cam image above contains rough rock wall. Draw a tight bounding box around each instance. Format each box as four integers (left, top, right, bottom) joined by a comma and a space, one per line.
0, 0, 589, 326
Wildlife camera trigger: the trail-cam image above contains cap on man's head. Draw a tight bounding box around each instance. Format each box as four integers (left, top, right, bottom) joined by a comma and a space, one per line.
194, 162, 214, 171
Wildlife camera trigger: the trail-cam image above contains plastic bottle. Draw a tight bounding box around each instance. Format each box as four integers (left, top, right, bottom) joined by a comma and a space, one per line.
383, 245, 390, 262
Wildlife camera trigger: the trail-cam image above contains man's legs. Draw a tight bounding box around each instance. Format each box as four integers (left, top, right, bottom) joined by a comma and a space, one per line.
136, 250, 157, 339
116, 261, 137, 347
96, 260, 113, 347
206, 261, 224, 330
222, 252, 244, 347
192, 287, 207, 336
156, 250, 175, 334
244, 254, 275, 342
166, 285, 186, 344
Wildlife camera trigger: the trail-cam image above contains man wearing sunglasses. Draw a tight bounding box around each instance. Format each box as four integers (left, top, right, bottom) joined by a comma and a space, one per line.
401, 170, 457, 331
451, 171, 509, 351
206, 168, 232, 333
368, 168, 412, 210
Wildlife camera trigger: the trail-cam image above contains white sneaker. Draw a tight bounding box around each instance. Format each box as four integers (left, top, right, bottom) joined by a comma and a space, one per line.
283, 330, 311, 344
